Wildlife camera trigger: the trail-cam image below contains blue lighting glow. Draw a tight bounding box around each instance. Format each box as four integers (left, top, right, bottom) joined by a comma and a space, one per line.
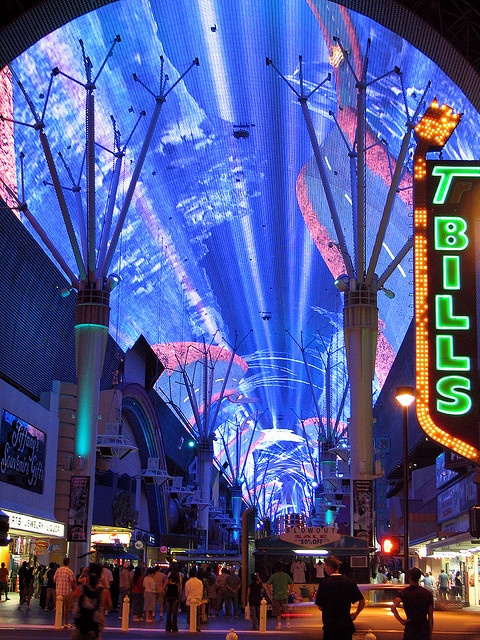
4, 0, 480, 518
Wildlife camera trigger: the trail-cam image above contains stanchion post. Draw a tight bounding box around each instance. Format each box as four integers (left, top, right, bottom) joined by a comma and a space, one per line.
189, 602, 197, 632
54, 594, 63, 629
259, 597, 267, 633
121, 595, 130, 631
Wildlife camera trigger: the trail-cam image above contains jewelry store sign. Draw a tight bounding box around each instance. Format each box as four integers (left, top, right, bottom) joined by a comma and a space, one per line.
279, 526, 341, 547
2, 509, 65, 538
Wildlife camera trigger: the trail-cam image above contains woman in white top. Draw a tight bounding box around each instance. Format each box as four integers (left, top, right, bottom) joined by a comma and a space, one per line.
143, 567, 156, 623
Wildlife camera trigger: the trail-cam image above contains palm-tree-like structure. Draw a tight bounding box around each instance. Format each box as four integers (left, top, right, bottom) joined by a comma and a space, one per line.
245, 456, 281, 535
268, 44, 431, 539
1, 37, 198, 562
287, 326, 349, 527
217, 410, 266, 542
153, 333, 250, 549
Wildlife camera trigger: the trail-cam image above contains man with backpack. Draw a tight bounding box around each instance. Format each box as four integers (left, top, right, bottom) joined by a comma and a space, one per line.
72, 563, 112, 640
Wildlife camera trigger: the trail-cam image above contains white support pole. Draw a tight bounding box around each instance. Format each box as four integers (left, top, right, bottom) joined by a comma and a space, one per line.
121, 595, 130, 631
54, 595, 63, 629
197, 441, 213, 550
70, 287, 110, 568
344, 287, 377, 540
259, 597, 267, 633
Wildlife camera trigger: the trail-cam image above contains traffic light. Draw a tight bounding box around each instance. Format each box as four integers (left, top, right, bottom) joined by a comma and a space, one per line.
380, 536, 401, 555
0, 513, 9, 546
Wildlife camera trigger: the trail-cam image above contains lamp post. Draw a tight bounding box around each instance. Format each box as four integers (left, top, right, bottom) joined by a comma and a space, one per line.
395, 386, 415, 577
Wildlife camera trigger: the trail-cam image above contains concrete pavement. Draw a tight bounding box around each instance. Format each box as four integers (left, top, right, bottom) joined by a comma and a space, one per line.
0, 594, 314, 638
2, 593, 480, 639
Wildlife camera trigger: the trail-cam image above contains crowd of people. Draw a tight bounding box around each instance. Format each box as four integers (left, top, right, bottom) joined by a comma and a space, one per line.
0, 554, 465, 639
374, 564, 464, 601
118, 562, 245, 631
4, 558, 249, 636
314, 556, 436, 640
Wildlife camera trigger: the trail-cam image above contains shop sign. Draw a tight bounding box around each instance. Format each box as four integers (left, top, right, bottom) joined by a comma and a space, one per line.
437, 473, 477, 523
431, 551, 470, 559
3, 509, 64, 537
279, 526, 341, 547
414, 102, 480, 460
0, 409, 46, 494
34, 539, 50, 553
91, 532, 131, 545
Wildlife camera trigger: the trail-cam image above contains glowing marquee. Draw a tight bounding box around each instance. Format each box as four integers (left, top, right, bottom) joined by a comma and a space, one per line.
414, 101, 480, 460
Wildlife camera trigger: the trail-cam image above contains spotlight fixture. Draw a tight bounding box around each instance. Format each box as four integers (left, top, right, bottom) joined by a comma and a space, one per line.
233, 123, 255, 139
60, 286, 75, 297
233, 128, 249, 139
140, 458, 173, 486
334, 274, 349, 292
381, 286, 395, 299
106, 273, 121, 290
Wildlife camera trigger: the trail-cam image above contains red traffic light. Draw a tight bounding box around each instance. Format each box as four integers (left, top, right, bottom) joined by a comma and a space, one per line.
380, 536, 401, 555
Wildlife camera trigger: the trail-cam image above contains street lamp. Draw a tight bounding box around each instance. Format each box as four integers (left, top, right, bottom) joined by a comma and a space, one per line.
395, 386, 415, 577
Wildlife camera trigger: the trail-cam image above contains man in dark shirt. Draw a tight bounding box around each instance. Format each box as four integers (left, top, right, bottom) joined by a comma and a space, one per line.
45, 562, 56, 610
391, 567, 434, 640
314, 555, 365, 640
224, 567, 241, 618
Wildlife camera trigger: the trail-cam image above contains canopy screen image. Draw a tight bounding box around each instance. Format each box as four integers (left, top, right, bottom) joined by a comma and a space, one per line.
2, 0, 479, 520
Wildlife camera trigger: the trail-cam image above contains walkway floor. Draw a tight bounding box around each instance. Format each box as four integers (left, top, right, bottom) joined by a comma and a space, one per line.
0, 595, 274, 634
1, 593, 480, 639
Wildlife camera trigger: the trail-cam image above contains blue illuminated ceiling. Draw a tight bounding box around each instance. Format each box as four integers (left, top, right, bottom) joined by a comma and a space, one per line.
4, 0, 480, 517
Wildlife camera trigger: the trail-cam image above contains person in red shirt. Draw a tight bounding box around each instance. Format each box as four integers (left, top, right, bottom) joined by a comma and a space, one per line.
53, 557, 76, 628
0, 562, 9, 600
130, 566, 144, 622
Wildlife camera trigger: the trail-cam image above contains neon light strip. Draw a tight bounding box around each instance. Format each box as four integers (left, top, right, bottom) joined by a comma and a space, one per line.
414, 101, 479, 461
414, 220, 478, 458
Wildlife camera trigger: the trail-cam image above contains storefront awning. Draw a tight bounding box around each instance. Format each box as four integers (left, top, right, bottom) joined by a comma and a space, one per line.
94, 543, 141, 561
423, 531, 478, 556
255, 534, 372, 556
2, 509, 65, 538
172, 554, 242, 563
100, 549, 140, 560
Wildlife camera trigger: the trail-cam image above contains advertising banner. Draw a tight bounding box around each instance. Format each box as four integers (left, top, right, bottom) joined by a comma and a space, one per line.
68, 476, 90, 542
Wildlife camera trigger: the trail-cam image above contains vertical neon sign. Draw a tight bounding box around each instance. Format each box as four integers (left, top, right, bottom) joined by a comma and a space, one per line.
414, 101, 480, 460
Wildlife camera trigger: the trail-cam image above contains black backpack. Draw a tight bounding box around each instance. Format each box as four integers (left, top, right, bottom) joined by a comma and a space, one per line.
73, 584, 103, 636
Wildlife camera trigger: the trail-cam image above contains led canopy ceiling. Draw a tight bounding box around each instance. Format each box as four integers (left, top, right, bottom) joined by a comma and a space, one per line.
2, 0, 480, 518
